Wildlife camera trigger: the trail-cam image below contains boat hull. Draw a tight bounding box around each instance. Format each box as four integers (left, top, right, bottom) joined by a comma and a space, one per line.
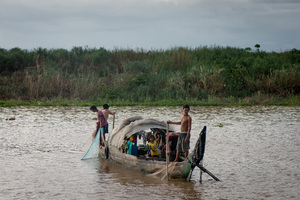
99, 147, 192, 178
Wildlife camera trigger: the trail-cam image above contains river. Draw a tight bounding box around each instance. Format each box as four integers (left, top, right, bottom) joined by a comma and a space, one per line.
0, 106, 299, 200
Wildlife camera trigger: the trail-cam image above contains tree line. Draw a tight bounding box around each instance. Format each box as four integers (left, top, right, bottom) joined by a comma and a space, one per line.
0, 46, 299, 105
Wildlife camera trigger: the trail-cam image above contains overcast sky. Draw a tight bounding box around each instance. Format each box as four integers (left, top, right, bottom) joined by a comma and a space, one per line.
1, 0, 299, 52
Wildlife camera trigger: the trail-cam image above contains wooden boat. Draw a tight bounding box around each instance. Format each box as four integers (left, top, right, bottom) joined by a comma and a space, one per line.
98, 116, 207, 179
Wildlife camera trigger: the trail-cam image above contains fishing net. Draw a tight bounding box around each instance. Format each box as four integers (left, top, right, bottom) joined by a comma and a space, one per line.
81, 128, 103, 160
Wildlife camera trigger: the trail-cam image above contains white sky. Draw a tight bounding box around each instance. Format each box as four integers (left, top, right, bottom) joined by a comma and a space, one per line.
0, 0, 299, 52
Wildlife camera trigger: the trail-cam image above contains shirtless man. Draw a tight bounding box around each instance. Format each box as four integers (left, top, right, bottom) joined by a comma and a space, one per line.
101, 104, 115, 135
167, 104, 192, 162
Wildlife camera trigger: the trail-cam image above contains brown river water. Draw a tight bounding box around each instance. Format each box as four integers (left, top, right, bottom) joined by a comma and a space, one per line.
0, 106, 299, 200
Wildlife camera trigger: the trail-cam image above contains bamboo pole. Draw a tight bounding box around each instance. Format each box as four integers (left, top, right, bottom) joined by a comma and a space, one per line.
169, 161, 177, 179
112, 114, 115, 129
166, 123, 170, 180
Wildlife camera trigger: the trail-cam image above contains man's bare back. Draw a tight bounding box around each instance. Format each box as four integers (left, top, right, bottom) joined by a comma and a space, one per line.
102, 109, 115, 120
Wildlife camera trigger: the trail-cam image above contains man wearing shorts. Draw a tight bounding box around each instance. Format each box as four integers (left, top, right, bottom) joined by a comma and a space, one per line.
167, 104, 192, 162
90, 105, 108, 148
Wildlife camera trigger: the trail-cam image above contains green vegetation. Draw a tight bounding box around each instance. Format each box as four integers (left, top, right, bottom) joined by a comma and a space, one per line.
0, 46, 299, 106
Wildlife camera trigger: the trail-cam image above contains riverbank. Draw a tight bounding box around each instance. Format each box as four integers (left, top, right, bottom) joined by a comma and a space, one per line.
0, 47, 300, 105
1, 94, 299, 107
1, 47, 299, 105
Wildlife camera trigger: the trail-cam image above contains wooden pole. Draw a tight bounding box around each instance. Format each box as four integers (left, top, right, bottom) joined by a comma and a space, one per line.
198, 165, 220, 181
166, 123, 170, 180
112, 114, 115, 129
199, 161, 203, 183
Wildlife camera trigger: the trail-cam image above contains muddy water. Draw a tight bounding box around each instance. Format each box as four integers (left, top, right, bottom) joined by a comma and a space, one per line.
0, 106, 299, 200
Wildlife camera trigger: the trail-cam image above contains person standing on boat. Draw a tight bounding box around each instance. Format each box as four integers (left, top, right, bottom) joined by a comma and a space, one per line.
167, 104, 192, 162
102, 104, 115, 135
90, 105, 108, 148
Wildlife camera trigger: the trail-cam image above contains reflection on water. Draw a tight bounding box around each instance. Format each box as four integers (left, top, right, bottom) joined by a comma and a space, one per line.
0, 106, 299, 200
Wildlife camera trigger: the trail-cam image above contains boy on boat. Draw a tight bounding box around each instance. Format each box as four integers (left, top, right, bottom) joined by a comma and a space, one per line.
167, 104, 192, 162
102, 104, 115, 135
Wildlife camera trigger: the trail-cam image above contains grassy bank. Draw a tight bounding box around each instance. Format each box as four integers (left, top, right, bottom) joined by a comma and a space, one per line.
1, 46, 299, 106
1, 93, 299, 107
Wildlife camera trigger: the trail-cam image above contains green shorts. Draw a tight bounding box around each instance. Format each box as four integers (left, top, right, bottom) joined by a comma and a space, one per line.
176, 133, 190, 153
